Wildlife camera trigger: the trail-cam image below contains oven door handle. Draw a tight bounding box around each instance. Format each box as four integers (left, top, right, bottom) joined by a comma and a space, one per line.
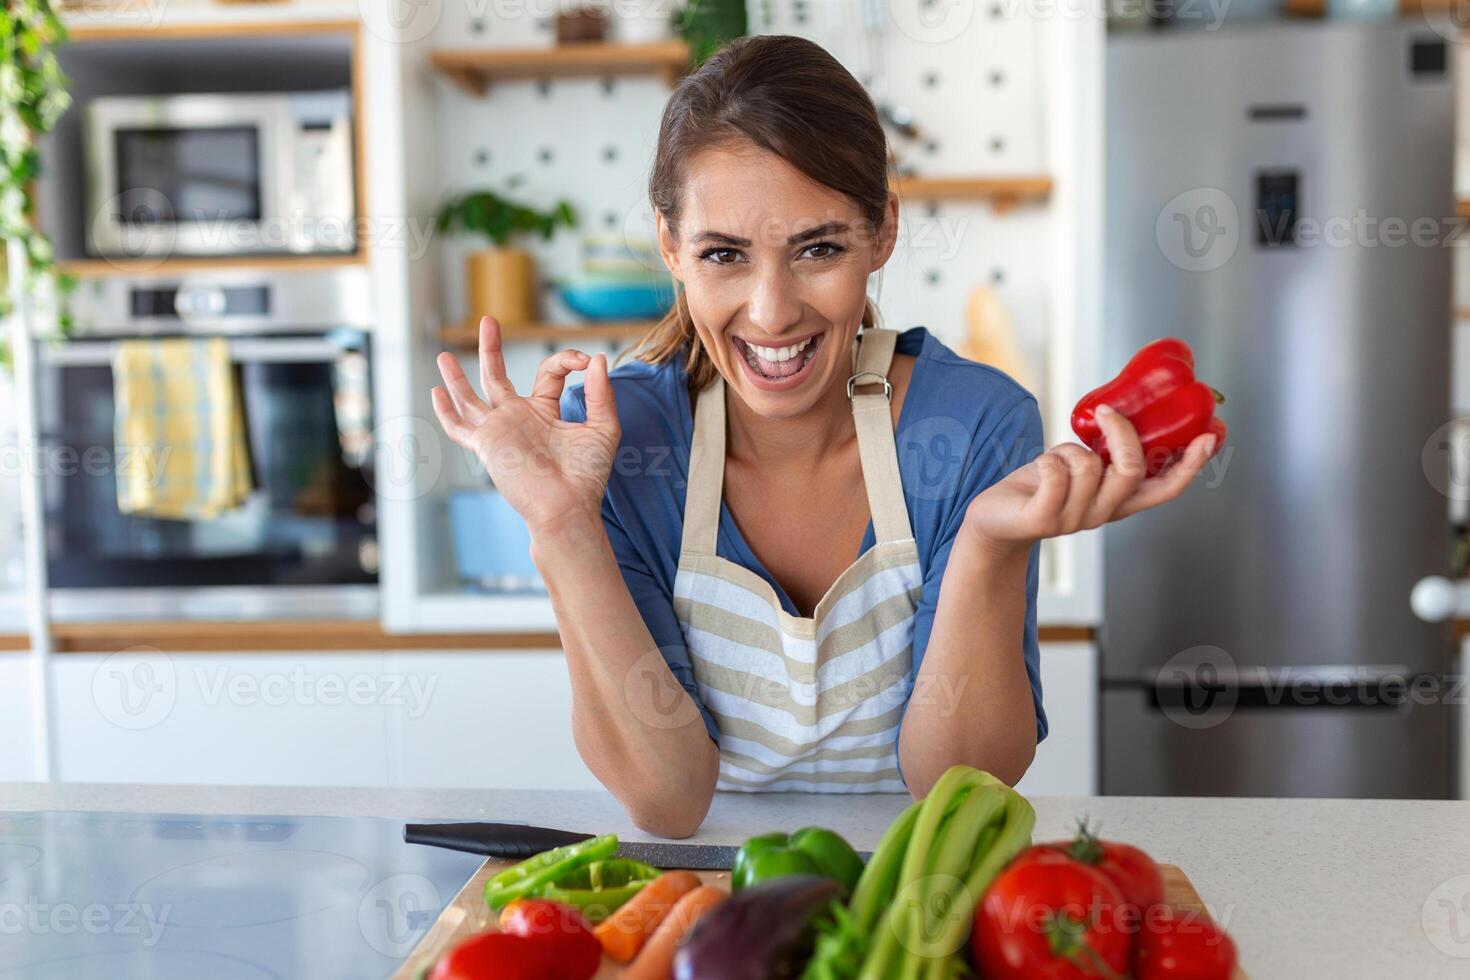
37, 337, 357, 366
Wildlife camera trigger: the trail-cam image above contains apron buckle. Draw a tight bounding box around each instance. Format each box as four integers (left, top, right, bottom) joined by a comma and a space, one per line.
846, 371, 893, 401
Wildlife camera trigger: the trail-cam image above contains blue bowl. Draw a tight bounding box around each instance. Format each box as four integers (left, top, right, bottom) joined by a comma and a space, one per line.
560, 278, 674, 321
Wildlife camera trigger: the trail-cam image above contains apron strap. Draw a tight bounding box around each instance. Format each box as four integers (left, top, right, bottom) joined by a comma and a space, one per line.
681, 376, 727, 557
850, 328, 915, 545
678, 328, 914, 559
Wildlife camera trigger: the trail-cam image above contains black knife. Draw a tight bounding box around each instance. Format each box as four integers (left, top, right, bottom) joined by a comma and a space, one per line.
403, 821, 742, 870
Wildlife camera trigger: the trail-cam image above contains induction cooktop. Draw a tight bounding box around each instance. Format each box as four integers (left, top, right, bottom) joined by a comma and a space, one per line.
0, 810, 485, 980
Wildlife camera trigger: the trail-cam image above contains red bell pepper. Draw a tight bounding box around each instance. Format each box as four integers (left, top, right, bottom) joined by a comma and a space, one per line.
1072, 338, 1226, 477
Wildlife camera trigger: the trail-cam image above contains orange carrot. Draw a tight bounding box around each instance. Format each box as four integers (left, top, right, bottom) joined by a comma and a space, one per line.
592, 870, 701, 963
623, 885, 727, 980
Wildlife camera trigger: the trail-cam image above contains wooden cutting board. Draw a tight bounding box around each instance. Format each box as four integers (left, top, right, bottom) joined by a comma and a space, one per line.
395, 861, 1245, 979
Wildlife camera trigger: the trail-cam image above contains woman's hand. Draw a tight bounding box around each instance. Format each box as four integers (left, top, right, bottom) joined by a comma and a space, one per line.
962, 403, 1218, 559
430, 315, 620, 532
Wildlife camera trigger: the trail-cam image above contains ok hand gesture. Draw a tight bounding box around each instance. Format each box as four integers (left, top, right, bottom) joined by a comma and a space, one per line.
430, 316, 620, 532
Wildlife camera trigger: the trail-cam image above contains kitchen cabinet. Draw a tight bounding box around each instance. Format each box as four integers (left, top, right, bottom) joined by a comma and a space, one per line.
51, 653, 394, 787
391, 651, 595, 790
34, 643, 1096, 794
0, 657, 41, 781
1017, 642, 1099, 796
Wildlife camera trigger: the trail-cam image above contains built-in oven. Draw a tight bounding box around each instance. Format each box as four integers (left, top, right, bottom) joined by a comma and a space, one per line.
83, 90, 356, 258
35, 268, 378, 620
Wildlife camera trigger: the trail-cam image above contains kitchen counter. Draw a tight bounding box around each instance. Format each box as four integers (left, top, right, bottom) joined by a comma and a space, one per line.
4, 783, 1469, 978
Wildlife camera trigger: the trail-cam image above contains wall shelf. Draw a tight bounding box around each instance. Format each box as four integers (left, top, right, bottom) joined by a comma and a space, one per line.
429, 41, 691, 96
441, 319, 657, 347
891, 175, 1053, 211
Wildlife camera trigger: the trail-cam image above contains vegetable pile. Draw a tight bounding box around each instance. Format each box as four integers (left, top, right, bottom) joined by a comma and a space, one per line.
424, 765, 1239, 980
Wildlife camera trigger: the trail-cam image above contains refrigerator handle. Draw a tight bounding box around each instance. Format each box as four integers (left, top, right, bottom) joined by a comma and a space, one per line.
1150, 675, 1421, 712
1411, 576, 1469, 623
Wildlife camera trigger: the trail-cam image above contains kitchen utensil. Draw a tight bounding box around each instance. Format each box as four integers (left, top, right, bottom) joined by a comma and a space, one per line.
560, 278, 674, 320
960, 285, 1032, 389
581, 234, 663, 278
404, 821, 748, 870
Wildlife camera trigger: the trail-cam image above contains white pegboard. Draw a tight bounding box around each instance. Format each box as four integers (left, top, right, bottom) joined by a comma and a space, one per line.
414, 4, 1100, 615
429, 3, 1060, 402
433, 74, 668, 334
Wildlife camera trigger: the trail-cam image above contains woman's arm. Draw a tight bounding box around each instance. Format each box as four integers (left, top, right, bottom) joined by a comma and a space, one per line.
899, 403, 1218, 797
897, 540, 1036, 794
431, 316, 717, 838
532, 515, 719, 839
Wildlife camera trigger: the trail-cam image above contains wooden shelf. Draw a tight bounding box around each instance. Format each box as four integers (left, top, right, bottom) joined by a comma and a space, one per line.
892, 175, 1053, 211
442, 319, 657, 347
430, 40, 691, 96
58, 253, 369, 279
65, 17, 361, 44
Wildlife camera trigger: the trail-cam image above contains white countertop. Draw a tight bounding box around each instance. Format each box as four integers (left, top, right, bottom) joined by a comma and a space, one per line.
4, 782, 1469, 979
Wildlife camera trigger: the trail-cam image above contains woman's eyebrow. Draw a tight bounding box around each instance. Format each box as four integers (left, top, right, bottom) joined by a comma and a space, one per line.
691, 222, 851, 247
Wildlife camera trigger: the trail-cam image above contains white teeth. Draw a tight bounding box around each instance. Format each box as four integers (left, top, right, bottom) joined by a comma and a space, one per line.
746, 337, 813, 362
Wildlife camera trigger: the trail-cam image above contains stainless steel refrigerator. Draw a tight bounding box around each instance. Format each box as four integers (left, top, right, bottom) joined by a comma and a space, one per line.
1102, 22, 1456, 798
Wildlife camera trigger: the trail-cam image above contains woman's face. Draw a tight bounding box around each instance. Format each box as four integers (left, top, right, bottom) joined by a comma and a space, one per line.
656, 141, 898, 421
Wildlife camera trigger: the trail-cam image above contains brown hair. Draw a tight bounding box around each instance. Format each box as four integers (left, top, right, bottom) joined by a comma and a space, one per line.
634, 34, 890, 391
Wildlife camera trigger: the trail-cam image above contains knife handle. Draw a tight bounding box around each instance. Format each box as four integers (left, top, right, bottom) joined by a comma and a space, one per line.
403, 821, 594, 859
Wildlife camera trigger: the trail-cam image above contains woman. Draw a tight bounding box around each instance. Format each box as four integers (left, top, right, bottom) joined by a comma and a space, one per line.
431, 36, 1217, 837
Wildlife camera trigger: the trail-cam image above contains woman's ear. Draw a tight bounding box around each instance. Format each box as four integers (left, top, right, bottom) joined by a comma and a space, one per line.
655, 211, 682, 280
870, 191, 900, 272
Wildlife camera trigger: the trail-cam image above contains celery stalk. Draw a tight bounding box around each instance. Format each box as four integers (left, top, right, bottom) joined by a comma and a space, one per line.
911, 785, 1004, 959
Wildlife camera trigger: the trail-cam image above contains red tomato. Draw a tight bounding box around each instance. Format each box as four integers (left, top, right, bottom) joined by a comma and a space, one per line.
428, 931, 555, 980
1134, 907, 1238, 980
971, 854, 1132, 979
497, 899, 601, 980
1035, 831, 1166, 931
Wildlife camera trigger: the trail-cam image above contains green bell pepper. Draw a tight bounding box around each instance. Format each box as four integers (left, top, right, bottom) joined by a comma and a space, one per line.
732, 827, 865, 895
536, 858, 662, 923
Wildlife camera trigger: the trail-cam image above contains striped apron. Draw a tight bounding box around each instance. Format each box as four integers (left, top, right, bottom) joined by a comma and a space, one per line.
673, 328, 923, 793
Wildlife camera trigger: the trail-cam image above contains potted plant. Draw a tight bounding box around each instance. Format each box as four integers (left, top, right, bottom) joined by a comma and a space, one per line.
1, 0, 74, 368
435, 188, 576, 330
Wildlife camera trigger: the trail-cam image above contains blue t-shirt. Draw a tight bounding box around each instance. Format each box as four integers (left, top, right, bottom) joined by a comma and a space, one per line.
560, 327, 1047, 749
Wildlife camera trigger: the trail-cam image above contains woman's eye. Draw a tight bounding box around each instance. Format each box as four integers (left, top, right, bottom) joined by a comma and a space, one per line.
802, 242, 845, 260
699, 247, 743, 265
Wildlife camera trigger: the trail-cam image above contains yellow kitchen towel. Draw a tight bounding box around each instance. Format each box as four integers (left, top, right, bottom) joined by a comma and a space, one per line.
113, 337, 253, 520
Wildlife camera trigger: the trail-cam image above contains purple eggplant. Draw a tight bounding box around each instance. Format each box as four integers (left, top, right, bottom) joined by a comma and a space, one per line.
673, 874, 841, 980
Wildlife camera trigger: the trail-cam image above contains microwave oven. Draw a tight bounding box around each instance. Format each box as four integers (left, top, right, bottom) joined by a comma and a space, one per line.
84, 90, 357, 259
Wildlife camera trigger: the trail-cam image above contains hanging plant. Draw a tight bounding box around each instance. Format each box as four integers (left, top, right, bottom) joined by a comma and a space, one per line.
1, 0, 74, 368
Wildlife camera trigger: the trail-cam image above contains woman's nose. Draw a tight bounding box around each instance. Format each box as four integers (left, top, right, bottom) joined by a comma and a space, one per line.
745, 266, 803, 336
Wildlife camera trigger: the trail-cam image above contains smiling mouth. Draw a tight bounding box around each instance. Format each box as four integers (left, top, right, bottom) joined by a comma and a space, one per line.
733, 333, 823, 381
